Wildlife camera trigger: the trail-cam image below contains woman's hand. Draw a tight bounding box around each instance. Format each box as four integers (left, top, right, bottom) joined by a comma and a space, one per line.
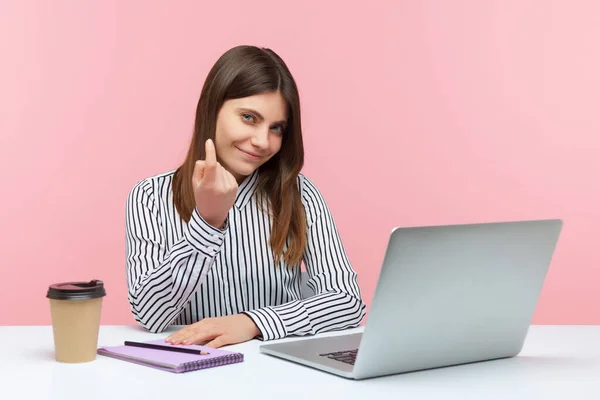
193, 138, 238, 229
165, 314, 261, 348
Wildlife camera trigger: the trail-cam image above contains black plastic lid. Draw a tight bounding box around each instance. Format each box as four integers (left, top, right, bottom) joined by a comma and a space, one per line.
46, 280, 106, 300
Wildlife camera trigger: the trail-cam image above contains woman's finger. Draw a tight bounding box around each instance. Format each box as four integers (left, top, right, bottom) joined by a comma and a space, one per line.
226, 169, 237, 189
166, 327, 191, 344
204, 334, 228, 349
216, 163, 228, 191
183, 329, 218, 345
192, 160, 206, 184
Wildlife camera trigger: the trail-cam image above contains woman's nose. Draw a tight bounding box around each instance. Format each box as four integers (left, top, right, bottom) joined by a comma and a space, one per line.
251, 127, 270, 148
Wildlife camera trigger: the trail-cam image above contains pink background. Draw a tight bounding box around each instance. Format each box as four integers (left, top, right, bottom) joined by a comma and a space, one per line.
1, 0, 598, 326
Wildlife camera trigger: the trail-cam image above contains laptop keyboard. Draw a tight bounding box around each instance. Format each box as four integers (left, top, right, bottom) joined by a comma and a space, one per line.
319, 349, 358, 365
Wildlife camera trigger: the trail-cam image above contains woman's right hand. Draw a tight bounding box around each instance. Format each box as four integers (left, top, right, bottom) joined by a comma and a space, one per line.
192, 138, 238, 229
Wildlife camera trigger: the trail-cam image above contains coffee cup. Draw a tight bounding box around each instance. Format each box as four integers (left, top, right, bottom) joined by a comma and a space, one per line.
46, 280, 106, 363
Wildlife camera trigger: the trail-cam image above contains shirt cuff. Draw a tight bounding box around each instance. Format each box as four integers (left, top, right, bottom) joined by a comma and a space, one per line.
183, 208, 227, 258
242, 307, 287, 341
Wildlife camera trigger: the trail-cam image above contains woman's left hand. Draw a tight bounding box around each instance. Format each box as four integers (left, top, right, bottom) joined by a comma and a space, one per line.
165, 314, 261, 348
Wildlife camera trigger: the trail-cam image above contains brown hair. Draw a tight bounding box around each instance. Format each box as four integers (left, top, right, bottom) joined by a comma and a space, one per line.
172, 45, 306, 266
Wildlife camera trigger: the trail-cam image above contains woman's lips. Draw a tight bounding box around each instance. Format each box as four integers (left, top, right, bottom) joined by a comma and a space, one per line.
236, 147, 262, 160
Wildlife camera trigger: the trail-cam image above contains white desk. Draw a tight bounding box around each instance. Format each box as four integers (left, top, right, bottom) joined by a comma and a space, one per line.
1, 325, 599, 399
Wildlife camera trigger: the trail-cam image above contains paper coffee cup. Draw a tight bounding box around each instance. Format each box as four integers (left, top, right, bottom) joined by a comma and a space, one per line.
46, 280, 106, 363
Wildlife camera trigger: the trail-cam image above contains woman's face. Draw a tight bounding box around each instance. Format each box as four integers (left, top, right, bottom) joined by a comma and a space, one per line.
214, 91, 287, 184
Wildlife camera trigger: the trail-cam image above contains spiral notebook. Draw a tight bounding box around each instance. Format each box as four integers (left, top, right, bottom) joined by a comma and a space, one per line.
97, 339, 244, 373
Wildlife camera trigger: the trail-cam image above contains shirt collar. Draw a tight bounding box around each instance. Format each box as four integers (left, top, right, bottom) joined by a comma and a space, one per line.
234, 169, 260, 210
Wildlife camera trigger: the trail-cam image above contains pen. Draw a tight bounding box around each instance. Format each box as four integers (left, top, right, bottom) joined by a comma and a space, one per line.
124, 341, 210, 355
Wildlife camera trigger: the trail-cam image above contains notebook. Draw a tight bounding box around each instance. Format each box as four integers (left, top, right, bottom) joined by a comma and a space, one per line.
97, 339, 244, 373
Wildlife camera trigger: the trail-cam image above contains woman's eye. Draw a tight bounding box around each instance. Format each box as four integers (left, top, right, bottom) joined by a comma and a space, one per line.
272, 125, 284, 133
242, 114, 255, 122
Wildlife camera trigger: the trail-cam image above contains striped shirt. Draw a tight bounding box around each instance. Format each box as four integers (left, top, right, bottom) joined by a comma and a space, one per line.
125, 168, 366, 340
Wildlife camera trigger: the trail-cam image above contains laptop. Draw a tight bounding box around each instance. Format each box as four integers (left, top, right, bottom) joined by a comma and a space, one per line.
259, 219, 563, 380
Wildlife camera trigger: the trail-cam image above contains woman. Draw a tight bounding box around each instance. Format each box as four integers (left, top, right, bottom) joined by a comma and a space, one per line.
125, 45, 366, 348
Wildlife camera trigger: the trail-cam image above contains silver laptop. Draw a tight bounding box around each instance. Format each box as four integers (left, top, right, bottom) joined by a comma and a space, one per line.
259, 219, 563, 380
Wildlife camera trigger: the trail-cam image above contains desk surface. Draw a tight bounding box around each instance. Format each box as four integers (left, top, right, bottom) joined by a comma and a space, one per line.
1, 325, 599, 399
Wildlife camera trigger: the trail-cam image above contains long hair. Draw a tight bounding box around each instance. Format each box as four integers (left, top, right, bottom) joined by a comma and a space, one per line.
172, 45, 306, 267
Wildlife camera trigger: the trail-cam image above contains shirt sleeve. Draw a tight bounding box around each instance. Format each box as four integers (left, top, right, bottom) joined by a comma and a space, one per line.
243, 176, 366, 340
125, 179, 228, 333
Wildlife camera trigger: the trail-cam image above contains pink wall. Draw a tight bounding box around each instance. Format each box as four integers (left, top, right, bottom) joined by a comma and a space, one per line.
1, 0, 599, 326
